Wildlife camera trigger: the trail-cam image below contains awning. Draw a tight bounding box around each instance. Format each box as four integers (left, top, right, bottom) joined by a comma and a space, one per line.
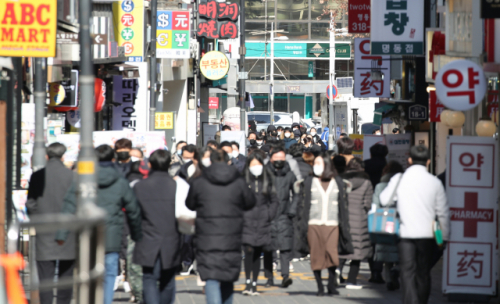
373, 104, 397, 126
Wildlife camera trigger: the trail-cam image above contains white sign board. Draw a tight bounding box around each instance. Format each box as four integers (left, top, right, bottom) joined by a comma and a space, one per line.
93, 131, 165, 157
354, 38, 391, 98
370, 0, 424, 55
220, 131, 247, 156
385, 133, 411, 170
112, 62, 148, 132
443, 136, 498, 296
435, 60, 487, 111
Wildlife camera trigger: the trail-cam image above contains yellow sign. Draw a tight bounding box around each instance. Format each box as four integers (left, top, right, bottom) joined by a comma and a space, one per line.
113, 0, 144, 61
48, 83, 65, 106
200, 51, 230, 81
155, 112, 174, 129
78, 161, 95, 175
0, 0, 57, 57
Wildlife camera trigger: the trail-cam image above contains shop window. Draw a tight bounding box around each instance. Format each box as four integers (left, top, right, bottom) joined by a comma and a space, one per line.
310, 0, 343, 21
311, 23, 330, 40
245, 0, 275, 20
250, 94, 269, 111
274, 94, 288, 112
278, 23, 309, 40
277, 0, 309, 20
246, 23, 269, 40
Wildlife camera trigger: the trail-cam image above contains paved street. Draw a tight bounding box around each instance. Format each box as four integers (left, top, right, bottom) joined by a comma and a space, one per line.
113, 258, 484, 304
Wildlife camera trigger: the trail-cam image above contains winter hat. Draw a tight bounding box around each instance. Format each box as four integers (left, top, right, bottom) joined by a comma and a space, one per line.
267, 125, 277, 133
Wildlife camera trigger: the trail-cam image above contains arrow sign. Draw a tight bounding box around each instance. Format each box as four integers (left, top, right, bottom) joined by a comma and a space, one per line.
94, 34, 108, 45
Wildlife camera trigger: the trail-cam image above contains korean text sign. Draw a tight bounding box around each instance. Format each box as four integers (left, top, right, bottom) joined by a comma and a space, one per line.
354, 38, 390, 98
197, 0, 239, 39
155, 112, 174, 129
113, 0, 144, 62
443, 136, 498, 296
156, 10, 190, 59
370, 0, 424, 55
0, 0, 57, 57
348, 0, 371, 33
208, 97, 219, 109
200, 51, 229, 81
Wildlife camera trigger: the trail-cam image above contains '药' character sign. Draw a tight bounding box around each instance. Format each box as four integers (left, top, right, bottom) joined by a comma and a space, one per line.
370, 0, 424, 55
197, 0, 239, 39
443, 136, 498, 296
354, 38, 391, 98
435, 60, 487, 112
156, 10, 190, 59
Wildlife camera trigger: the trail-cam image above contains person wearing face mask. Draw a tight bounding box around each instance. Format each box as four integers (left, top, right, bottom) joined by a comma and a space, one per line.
281, 127, 296, 150
276, 126, 284, 138
265, 146, 299, 288
115, 138, 134, 177
169, 143, 194, 177
309, 127, 317, 137
295, 154, 353, 296
255, 134, 265, 149
247, 132, 257, 147
241, 151, 279, 296
231, 141, 247, 165
291, 122, 300, 133
170, 141, 187, 168
221, 141, 244, 173
200, 147, 213, 169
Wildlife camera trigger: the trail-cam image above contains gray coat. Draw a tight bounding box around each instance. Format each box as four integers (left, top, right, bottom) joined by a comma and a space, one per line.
372, 174, 399, 263
339, 171, 373, 261
26, 158, 75, 261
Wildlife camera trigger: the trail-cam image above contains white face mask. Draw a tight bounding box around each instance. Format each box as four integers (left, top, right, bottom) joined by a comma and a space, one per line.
130, 156, 140, 162
310, 132, 317, 136
256, 141, 263, 146
313, 165, 324, 177
232, 151, 239, 158
278, 131, 282, 136
249, 165, 263, 177
182, 158, 192, 163
284, 133, 291, 138
187, 164, 196, 178
201, 158, 211, 167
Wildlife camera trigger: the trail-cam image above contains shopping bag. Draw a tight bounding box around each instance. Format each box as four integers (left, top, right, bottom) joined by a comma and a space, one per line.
175, 178, 196, 235
433, 216, 443, 247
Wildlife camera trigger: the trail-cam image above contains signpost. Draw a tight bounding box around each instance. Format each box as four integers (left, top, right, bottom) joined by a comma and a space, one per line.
354, 38, 391, 98
370, 0, 424, 55
435, 60, 487, 112
348, 0, 371, 33
443, 136, 498, 300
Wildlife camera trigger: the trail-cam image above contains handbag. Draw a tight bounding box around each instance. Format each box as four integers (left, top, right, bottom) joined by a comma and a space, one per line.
368, 175, 402, 245
433, 216, 444, 247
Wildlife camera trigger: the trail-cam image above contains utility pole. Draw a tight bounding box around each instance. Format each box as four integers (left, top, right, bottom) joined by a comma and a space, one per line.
149, 0, 158, 131
239, 0, 246, 132
328, 12, 336, 150
270, 22, 275, 125
31, 56, 47, 304
77, 0, 99, 301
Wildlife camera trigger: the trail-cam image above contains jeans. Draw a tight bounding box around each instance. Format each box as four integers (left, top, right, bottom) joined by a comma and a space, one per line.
37, 260, 75, 304
104, 252, 120, 304
399, 238, 434, 304
142, 257, 176, 304
205, 280, 234, 304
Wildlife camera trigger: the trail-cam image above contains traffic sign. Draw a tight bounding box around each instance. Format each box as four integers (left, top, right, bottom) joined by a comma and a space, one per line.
327, 84, 338, 100
435, 60, 486, 111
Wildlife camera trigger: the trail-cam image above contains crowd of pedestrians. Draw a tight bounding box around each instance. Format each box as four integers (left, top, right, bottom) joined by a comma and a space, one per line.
26, 124, 450, 304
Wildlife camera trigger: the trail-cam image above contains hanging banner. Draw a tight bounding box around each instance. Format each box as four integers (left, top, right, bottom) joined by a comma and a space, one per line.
113, 0, 144, 62
370, 0, 424, 55
156, 10, 190, 59
429, 90, 445, 123
348, 0, 371, 33
354, 38, 391, 98
0, 0, 57, 57
443, 136, 498, 297
112, 62, 148, 131
350, 134, 364, 158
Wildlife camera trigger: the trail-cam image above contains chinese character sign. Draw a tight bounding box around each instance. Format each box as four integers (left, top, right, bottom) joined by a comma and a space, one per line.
435, 60, 487, 112
443, 136, 498, 295
370, 0, 423, 55
155, 112, 174, 129
156, 10, 190, 59
197, 0, 239, 39
200, 51, 229, 81
113, 0, 144, 61
354, 38, 390, 98
0, 0, 57, 57
348, 0, 371, 33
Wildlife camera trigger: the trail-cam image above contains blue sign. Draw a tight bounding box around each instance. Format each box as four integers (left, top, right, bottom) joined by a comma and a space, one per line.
326, 85, 338, 100
157, 11, 172, 30
122, 0, 135, 12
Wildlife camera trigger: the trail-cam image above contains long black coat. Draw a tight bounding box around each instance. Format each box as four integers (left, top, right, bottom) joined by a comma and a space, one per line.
133, 171, 181, 269
364, 156, 387, 188
26, 158, 75, 261
242, 173, 279, 247
266, 162, 299, 251
186, 163, 256, 282
295, 176, 354, 256
294, 157, 313, 179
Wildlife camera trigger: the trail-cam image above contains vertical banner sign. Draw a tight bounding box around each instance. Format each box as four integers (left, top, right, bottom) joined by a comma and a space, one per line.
112, 63, 148, 132
208, 97, 219, 109
156, 10, 190, 59
354, 38, 391, 98
197, 0, 239, 39
443, 136, 498, 296
348, 0, 371, 33
113, 0, 144, 62
0, 0, 57, 57
370, 0, 424, 55
429, 90, 445, 122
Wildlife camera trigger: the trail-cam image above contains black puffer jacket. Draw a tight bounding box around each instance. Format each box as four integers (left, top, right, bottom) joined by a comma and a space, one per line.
242, 173, 279, 247
266, 161, 299, 251
186, 163, 256, 282
295, 176, 354, 256
294, 156, 313, 179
